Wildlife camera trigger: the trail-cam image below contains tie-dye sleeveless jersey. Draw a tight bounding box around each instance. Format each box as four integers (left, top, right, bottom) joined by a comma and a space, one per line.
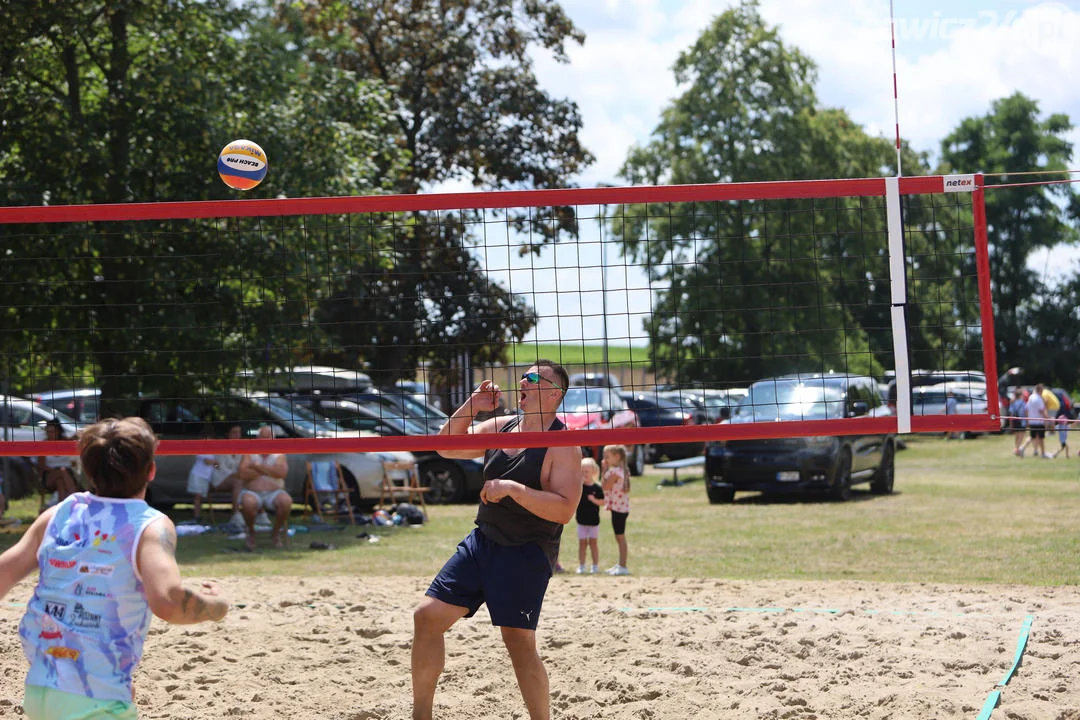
19, 492, 165, 702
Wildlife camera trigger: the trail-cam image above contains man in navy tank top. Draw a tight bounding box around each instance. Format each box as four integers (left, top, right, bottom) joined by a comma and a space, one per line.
412, 359, 582, 720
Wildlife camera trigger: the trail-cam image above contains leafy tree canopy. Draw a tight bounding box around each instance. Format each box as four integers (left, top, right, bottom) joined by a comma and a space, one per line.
615, 0, 946, 384
0, 0, 407, 402
938, 92, 1078, 373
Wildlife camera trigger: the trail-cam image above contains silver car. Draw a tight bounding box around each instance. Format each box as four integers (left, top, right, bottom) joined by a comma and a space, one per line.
137, 393, 416, 510
0, 396, 82, 499
1, 395, 81, 441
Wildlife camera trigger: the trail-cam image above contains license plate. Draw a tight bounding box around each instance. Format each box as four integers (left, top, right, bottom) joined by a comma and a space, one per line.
776, 471, 800, 482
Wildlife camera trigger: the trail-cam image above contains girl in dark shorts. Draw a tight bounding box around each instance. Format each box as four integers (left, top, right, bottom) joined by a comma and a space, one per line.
601, 444, 631, 576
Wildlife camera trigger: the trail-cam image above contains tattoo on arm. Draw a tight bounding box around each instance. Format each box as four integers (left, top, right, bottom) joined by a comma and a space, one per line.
158, 524, 177, 557
179, 588, 212, 621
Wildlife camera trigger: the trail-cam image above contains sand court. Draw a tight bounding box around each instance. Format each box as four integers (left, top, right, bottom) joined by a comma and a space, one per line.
2, 575, 1078, 719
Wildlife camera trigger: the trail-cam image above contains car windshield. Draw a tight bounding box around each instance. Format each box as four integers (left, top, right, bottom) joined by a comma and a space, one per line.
254, 397, 347, 437
559, 387, 610, 414
332, 408, 429, 435
38, 406, 79, 425
399, 394, 447, 420
735, 381, 846, 421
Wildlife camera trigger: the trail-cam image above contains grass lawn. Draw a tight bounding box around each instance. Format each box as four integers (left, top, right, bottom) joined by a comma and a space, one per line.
1, 432, 1077, 584
506, 342, 649, 366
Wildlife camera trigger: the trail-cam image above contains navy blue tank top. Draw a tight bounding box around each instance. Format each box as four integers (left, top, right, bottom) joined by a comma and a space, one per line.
476, 415, 565, 568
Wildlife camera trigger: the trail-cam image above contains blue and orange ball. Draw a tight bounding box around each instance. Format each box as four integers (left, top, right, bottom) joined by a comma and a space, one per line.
217, 139, 268, 190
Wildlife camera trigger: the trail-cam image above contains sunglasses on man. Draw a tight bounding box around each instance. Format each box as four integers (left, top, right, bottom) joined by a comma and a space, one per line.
521, 371, 565, 392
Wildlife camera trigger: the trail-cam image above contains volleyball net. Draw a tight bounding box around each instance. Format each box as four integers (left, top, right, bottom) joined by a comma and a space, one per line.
0, 174, 997, 463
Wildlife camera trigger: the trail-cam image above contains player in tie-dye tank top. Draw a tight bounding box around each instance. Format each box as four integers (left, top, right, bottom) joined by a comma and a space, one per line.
0, 417, 229, 720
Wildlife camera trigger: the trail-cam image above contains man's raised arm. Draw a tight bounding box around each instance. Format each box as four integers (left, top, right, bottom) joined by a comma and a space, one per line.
437, 380, 502, 459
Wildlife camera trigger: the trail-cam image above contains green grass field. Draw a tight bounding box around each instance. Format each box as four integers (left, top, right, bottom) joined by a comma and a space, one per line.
2, 432, 1077, 584
506, 342, 649, 365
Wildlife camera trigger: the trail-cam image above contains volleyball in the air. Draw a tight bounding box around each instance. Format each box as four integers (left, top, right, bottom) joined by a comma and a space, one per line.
217, 139, 268, 190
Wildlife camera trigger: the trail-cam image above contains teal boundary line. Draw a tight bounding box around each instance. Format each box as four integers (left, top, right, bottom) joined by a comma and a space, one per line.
617, 605, 989, 618
974, 614, 1034, 720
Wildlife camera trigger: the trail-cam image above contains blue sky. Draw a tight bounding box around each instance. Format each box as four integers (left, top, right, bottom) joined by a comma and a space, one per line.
463, 1, 1080, 346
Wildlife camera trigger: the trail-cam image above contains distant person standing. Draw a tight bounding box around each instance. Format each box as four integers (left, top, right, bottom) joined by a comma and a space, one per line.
1009, 389, 1028, 457
1025, 384, 1050, 459
944, 391, 960, 440
1053, 414, 1072, 459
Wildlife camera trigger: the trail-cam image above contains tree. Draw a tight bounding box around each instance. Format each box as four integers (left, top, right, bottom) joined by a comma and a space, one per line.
938, 92, 1077, 374
273, 1, 592, 390
0, 1, 406, 402
613, 0, 948, 385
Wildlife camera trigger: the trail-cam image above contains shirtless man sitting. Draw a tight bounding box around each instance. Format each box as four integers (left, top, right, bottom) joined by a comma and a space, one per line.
237, 425, 291, 549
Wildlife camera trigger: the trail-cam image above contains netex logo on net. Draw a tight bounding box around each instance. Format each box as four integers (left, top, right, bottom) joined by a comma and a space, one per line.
943, 174, 976, 193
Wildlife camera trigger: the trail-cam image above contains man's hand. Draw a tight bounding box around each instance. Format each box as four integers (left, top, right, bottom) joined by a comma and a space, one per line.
480, 479, 518, 504
469, 380, 502, 415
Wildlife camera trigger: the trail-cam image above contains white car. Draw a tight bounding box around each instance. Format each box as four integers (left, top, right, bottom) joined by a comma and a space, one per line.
136, 392, 416, 510
0, 396, 81, 499
911, 381, 990, 436
0, 395, 81, 441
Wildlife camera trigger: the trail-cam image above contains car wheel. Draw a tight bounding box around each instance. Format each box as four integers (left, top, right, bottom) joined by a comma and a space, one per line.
421, 459, 466, 504
707, 484, 735, 504
828, 449, 853, 502
641, 443, 655, 465
341, 470, 373, 513
870, 442, 895, 495
629, 445, 645, 477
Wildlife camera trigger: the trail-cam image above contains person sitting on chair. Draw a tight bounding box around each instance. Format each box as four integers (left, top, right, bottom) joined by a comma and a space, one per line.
237, 425, 291, 550
37, 419, 79, 505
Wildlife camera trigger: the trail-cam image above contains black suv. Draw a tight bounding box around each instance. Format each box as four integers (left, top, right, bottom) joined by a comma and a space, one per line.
704, 374, 896, 503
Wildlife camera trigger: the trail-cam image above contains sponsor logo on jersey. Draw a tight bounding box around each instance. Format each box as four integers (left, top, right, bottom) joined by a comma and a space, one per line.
70, 603, 102, 629
77, 563, 114, 577
48, 558, 77, 569
45, 647, 80, 660
74, 583, 111, 599
43, 601, 66, 621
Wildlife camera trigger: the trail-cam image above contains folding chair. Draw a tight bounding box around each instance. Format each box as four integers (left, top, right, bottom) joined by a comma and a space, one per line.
378, 460, 429, 516
304, 460, 355, 525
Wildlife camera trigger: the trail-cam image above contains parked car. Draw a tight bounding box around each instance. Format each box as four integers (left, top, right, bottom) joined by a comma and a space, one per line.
254, 366, 450, 433
911, 381, 990, 437
395, 379, 442, 410
568, 372, 622, 390
618, 393, 703, 463
136, 392, 417, 510
0, 396, 82, 500
653, 390, 708, 425
238, 365, 372, 393
28, 387, 101, 424
661, 388, 748, 423
1, 396, 81, 441
294, 396, 484, 504
886, 369, 988, 413
704, 374, 896, 503
556, 386, 644, 475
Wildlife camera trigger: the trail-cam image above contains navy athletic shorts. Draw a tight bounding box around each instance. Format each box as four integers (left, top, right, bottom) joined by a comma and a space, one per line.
426, 528, 552, 630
